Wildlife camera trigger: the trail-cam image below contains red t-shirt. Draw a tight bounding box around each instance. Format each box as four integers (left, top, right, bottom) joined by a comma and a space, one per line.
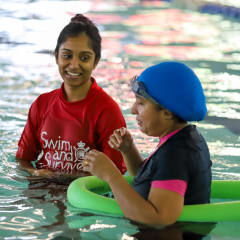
16, 78, 126, 174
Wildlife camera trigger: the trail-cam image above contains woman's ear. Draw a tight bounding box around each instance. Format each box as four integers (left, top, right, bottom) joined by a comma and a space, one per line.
54, 51, 58, 64
93, 58, 100, 69
163, 109, 174, 120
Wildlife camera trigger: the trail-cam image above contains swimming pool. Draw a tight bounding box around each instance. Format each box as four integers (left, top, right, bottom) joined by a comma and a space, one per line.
0, 0, 240, 239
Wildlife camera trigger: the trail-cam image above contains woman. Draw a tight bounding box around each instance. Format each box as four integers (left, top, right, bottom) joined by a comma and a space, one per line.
83, 61, 212, 226
16, 14, 126, 178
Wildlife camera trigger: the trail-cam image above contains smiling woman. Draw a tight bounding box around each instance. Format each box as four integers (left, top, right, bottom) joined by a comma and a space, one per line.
15, 13, 127, 179
56, 33, 98, 100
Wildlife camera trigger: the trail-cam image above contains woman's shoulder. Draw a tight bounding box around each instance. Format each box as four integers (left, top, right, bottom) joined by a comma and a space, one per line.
93, 83, 121, 109
34, 88, 60, 105
30, 88, 60, 114
168, 125, 205, 145
37, 88, 60, 100
153, 126, 203, 158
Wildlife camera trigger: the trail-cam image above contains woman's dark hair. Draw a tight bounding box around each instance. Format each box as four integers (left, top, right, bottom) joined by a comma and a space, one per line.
54, 14, 101, 63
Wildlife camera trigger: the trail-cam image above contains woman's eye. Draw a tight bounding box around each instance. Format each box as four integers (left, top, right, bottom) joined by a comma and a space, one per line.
80, 55, 90, 61
62, 54, 71, 59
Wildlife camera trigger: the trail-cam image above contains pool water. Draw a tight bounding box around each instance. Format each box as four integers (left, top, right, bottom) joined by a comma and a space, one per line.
0, 0, 240, 239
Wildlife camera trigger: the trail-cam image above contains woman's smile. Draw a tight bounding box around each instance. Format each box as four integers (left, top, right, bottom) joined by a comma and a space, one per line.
56, 33, 98, 90
65, 71, 83, 81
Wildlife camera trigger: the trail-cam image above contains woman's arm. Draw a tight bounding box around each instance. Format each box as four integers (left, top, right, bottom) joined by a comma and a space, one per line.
118, 142, 143, 176
83, 150, 184, 226
109, 127, 143, 175
16, 157, 57, 177
16, 157, 35, 174
110, 173, 184, 225
95, 104, 127, 174
16, 99, 42, 175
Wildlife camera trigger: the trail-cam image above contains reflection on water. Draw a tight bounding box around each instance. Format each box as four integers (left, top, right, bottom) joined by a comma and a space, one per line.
0, 0, 240, 239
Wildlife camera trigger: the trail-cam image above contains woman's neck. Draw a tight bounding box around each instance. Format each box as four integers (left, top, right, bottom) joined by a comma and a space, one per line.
160, 122, 188, 139
64, 80, 92, 102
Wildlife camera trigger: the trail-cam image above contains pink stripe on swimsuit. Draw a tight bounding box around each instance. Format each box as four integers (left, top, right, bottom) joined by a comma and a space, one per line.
151, 179, 187, 197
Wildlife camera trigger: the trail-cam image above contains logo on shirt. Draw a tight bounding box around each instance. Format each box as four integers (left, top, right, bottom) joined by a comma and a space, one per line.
40, 131, 90, 172
75, 141, 89, 159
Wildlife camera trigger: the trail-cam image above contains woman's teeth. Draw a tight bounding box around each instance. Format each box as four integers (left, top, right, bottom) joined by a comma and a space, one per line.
67, 72, 81, 76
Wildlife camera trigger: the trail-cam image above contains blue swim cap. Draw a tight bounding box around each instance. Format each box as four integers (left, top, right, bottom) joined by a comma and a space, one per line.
138, 61, 207, 121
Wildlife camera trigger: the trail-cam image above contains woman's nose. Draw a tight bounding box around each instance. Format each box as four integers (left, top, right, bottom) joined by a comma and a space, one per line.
131, 102, 137, 114
70, 57, 79, 69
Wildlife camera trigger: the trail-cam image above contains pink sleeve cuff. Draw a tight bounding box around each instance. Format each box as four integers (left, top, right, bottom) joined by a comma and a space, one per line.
151, 179, 187, 197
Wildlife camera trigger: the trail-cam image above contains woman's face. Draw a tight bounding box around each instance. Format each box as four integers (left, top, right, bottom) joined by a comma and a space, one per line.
55, 33, 99, 89
131, 96, 170, 137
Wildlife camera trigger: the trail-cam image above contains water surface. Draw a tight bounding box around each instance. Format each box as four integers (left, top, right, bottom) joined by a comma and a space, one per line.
0, 0, 240, 239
